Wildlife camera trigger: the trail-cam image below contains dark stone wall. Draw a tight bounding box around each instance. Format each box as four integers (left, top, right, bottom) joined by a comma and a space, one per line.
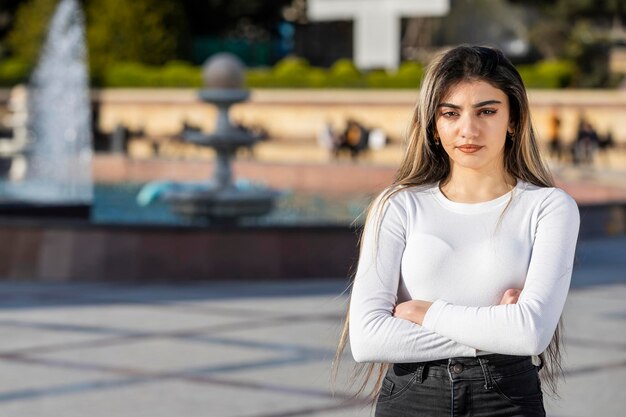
0, 222, 361, 282
0, 202, 622, 282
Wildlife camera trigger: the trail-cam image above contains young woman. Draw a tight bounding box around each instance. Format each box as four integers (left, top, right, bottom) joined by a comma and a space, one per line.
334, 46, 580, 416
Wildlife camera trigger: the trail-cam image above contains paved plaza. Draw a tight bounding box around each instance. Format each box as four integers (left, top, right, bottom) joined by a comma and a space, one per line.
1, 147, 625, 416
0, 234, 624, 417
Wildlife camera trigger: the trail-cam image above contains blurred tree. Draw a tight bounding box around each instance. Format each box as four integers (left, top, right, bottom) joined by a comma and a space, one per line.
510, 0, 626, 86
181, 0, 295, 65
180, 0, 293, 39
4, 0, 297, 71
86, 0, 189, 79
437, 0, 530, 58
0, 0, 23, 56
5, 0, 58, 67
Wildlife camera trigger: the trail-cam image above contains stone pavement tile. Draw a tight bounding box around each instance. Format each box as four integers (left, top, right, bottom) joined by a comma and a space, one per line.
559, 344, 626, 376
207, 355, 359, 395
308, 409, 373, 417
544, 367, 626, 417
0, 379, 346, 417
0, 323, 108, 353
0, 359, 117, 394
564, 285, 626, 348
75, 283, 284, 304
174, 282, 350, 312
28, 337, 279, 374
545, 283, 626, 417
186, 293, 349, 315
568, 283, 626, 301
212, 317, 346, 352
0, 303, 248, 335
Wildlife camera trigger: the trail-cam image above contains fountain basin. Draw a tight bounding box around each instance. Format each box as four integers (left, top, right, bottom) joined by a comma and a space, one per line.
183, 129, 259, 148
164, 186, 281, 221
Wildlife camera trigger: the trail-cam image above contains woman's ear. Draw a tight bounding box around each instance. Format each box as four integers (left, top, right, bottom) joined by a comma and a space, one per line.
507, 125, 516, 136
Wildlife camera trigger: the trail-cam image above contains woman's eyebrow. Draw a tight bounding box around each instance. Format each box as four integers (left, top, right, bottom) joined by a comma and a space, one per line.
438, 99, 502, 109
473, 99, 502, 108
438, 102, 461, 109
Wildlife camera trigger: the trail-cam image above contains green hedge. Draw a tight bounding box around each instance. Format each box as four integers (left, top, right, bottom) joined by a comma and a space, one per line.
0, 58, 31, 86
103, 61, 202, 87
518, 59, 577, 89
0, 56, 578, 89
244, 57, 424, 89
250, 57, 575, 89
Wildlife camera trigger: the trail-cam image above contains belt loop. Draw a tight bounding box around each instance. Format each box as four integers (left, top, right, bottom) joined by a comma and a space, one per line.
536, 355, 544, 371
416, 363, 425, 384
477, 357, 493, 390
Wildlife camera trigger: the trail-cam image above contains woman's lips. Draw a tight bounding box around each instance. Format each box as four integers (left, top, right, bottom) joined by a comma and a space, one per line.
457, 145, 483, 153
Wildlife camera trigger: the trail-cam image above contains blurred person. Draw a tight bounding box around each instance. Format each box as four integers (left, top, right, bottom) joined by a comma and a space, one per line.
547, 107, 563, 161
333, 46, 579, 416
573, 114, 598, 166
317, 120, 340, 157
340, 118, 369, 160
596, 128, 615, 167
368, 128, 388, 151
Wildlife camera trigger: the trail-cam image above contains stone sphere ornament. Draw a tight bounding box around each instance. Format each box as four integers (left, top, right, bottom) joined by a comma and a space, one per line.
202, 53, 246, 89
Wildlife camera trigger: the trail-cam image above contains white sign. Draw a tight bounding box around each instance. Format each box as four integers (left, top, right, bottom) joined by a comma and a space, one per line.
308, 0, 449, 69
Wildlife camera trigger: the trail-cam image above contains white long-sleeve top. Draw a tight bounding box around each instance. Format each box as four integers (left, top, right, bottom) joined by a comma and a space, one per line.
349, 180, 580, 363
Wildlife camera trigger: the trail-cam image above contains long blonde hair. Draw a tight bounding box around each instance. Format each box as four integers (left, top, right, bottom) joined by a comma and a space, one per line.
333, 45, 563, 403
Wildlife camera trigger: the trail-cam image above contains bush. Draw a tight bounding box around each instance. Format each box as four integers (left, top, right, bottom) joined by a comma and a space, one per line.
102, 61, 201, 87
103, 62, 158, 87
6, 0, 58, 68
245, 57, 423, 89
0, 58, 31, 86
245, 68, 273, 88
518, 59, 576, 88
535, 60, 576, 88
365, 69, 390, 88
158, 61, 202, 87
306, 67, 329, 88
327, 58, 364, 88
87, 0, 188, 80
365, 62, 423, 89
394, 61, 423, 88
271, 56, 311, 87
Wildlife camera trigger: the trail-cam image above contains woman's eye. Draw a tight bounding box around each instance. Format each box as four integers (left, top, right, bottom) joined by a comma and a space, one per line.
441, 111, 458, 117
480, 109, 497, 115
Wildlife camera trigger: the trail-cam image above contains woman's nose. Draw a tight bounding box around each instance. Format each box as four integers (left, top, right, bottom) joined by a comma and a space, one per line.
459, 114, 479, 139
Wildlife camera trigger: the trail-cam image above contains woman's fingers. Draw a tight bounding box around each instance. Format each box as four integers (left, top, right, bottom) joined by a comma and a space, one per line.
499, 288, 521, 305
393, 300, 433, 325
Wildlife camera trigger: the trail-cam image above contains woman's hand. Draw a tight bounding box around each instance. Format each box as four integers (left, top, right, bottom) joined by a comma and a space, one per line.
393, 300, 433, 325
393, 288, 521, 325
499, 288, 521, 305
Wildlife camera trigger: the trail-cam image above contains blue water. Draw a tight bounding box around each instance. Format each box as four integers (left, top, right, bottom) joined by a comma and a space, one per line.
92, 183, 371, 227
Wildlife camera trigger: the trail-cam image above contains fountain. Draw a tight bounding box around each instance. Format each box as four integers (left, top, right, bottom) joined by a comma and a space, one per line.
0, 0, 92, 215
153, 53, 279, 224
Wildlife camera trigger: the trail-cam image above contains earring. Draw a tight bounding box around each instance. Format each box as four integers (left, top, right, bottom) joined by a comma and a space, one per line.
434, 134, 440, 146
507, 130, 515, 141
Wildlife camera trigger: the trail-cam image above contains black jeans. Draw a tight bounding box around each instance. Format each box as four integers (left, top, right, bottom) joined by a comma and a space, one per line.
375, 354, 546, 417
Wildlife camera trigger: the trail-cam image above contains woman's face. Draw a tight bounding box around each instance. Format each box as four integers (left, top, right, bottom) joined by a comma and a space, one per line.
435, 80, 512, 174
